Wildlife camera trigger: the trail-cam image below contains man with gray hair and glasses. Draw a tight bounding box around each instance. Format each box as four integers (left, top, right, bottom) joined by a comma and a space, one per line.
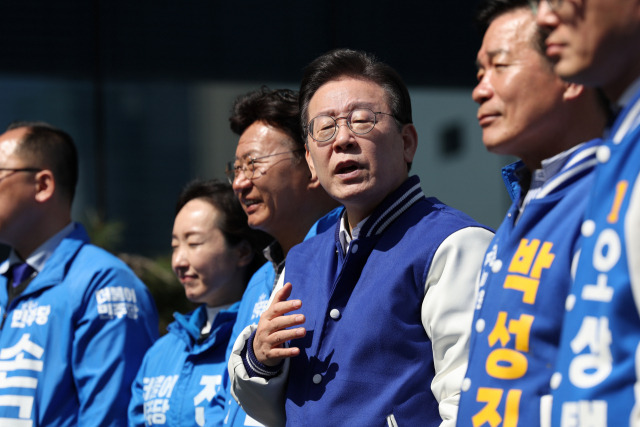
228, 49, 493, 426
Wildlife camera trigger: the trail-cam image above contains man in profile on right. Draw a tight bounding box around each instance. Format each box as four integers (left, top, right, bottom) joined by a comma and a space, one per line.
456, 0, 607, 425
536, 0, 640, 425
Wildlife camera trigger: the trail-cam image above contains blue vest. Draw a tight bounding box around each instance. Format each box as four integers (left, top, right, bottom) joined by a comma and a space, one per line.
283, 176, 486, 426
551, 86, 640, 425
457, 139, 600, 426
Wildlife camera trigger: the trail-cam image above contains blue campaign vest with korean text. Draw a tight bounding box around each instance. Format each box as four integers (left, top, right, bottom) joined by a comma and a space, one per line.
457, 139, 601, 426
551, 86, 640, 426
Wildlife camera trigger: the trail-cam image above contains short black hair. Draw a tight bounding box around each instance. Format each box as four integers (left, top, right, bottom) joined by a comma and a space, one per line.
8, 121, 78, 205
229, 86, 305, 154
475, 0, 547, 55
175, 179, 272, 282
476, 0, 535, 35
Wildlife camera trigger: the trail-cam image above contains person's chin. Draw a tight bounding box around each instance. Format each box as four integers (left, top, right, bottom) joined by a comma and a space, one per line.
330, 181, 369, 204
553, 55, 588, 83
482, 133, 507, 153
185, 293, 201, 304
247, 213, 272, 234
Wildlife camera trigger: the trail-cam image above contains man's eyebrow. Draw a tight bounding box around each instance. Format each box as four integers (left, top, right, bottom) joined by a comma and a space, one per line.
235, 151, 259, 160
487, 48, 509, 60
476, 48, 510, 69
317, 101, 379, 116
346, 101, 377, 111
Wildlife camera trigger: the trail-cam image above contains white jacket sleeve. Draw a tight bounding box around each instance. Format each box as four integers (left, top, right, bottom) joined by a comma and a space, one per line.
627, 173, 640, 323
422, 226, 494, 426
228, 270, 288, 427
626, 173, 640, 427
228, 323, 289, 427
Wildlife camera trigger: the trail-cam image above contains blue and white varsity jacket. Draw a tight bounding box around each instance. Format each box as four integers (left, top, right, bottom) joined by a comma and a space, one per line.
550, 81, 640, 426
456, 139, 601, 426
129, 303, 238, 427
0, 223, 159, 426
229, 176, 494, 427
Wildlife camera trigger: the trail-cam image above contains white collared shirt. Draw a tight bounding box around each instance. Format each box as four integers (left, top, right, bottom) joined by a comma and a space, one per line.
337, 212, 369, 254
518, 143, 584, 223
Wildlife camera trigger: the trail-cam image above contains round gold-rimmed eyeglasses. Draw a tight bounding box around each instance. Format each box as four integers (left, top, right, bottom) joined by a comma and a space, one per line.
225, 150, 304, 184
306, 108, 398, 145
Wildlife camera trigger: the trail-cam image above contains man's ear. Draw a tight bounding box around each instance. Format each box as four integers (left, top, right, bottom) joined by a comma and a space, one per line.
305, 146, 322, 189
401, 124, 418, 165
34, 169, 55, 203
235, 240, 254, 268
563, 82, 585, 101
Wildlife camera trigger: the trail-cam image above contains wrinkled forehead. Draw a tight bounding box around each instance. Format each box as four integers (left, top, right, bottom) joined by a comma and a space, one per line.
478, 9, 544, 64
235, 121, 297, 160
308, 77, 391, 118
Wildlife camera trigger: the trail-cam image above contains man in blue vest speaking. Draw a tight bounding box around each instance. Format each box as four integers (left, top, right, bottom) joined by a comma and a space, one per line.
228, 49, 494, 426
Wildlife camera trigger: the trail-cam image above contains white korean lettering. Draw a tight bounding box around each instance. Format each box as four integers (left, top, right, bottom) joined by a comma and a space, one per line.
96, 287, 140, 320
582, 229, 619, 302
251, 294, 269, 321
561, 400, 607, 427
569, 316, 613, 388
0, 334, 45, 423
